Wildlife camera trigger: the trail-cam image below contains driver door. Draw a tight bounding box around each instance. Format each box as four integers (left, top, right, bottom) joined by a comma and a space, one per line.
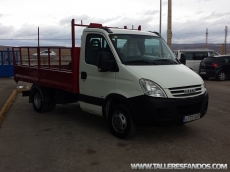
79, 33, 116, 115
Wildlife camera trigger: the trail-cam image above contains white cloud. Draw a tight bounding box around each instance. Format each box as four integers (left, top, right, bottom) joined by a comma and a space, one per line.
0, 0, 229, 46
0, 24, 15, 38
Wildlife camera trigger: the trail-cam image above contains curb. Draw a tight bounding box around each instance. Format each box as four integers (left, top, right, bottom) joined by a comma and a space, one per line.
0, 86, 30, 124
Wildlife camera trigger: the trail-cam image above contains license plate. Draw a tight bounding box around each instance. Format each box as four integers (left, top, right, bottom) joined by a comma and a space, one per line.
183, 113, 200, 122
200, 72, 206, 74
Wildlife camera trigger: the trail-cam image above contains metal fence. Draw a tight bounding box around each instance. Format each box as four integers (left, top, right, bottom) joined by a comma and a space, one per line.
0, 48, 18, 78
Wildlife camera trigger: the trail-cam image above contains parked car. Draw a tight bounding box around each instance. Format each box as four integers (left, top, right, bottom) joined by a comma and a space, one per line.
33, 50, 56, 59
199, 56, 230, 81
173, 49, 220, 73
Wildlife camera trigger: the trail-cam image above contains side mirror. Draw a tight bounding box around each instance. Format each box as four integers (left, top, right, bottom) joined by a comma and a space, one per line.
180, 54, 186, 65
97, 52, 119, 72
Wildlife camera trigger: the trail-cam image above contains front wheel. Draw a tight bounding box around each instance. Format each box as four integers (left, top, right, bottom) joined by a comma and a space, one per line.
216, 71, 226, 81
109, 104, 136, 139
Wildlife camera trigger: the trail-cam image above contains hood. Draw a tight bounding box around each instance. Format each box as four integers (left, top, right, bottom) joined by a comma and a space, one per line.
126, 64, 203, 88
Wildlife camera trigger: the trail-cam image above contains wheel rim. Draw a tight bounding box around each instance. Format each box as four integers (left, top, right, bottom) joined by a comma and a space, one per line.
34, 92, 41, 108
219, 72, 226, 80
112, 111, 127, 133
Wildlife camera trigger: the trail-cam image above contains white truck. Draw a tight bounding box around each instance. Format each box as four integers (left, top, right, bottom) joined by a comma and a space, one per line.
13, 19, 209, 139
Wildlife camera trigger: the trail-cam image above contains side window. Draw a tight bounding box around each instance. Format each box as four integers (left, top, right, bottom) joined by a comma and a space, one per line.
224, 57, 230, 64
184, 52, 193, 60
85, 34, 113, 66
194, 52, 208, 60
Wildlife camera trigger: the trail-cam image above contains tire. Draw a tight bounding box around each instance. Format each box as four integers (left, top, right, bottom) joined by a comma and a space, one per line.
216, 71, 226, 81
32, 88, 49, 113
109, 104, 136, 139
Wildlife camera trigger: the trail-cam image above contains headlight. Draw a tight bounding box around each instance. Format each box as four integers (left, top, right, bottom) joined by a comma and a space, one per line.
139, 79, 167, 98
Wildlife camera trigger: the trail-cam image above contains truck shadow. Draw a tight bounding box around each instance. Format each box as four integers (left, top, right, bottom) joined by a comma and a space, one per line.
50, 103, 199, 142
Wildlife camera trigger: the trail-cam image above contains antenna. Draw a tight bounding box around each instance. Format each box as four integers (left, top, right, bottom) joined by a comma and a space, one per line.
206, 28, 208, 48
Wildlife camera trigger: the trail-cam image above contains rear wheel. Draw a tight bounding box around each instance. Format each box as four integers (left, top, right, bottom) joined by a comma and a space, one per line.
109, 104, 136, 139
32, 88, 49, 113
217, 71, 226, 81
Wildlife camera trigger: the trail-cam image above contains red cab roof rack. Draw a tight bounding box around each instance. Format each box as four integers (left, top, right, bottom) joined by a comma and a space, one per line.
72, 19, 141, 31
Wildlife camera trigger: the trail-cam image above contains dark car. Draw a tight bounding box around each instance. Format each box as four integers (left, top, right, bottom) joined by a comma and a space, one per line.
199, 56, 230, 81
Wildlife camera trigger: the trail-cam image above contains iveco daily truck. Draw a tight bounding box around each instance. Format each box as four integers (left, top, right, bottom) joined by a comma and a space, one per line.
13, 19, 209, 139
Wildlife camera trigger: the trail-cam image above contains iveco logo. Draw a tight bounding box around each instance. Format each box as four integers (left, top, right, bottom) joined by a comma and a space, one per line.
184, 88, 196, 94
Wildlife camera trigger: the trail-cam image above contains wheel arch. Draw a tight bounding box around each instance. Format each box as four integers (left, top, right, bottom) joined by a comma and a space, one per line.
29, 85, 53, 103
102, 93, 137, 123
217, 68, 227, 74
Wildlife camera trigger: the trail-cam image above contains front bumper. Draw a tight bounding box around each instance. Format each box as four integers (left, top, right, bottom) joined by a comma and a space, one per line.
129, 91, 209, 125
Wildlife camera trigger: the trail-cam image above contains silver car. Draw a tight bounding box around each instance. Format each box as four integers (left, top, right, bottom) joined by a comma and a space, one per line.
33, 50, 56, 59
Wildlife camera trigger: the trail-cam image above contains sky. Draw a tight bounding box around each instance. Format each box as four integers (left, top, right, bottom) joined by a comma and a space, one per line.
0, 0, 229, 47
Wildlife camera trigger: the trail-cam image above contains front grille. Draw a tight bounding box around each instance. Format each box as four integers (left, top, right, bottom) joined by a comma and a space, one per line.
157, 102, 202, 119
177, 103, 202, 116
169, 85, 202, 98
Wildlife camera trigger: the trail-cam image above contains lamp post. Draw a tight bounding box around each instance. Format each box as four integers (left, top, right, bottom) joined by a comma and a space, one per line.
159, 0, 162, 34
167, 0, 172, 48
225, 26, 228, 54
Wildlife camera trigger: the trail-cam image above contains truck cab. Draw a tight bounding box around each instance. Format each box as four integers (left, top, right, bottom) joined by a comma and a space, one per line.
78, 26, 208, 138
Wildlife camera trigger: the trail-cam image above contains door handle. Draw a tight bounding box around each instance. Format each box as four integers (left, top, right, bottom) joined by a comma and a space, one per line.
81, 71, 87, 79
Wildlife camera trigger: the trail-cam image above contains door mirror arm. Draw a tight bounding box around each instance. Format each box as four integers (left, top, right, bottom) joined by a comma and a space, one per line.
180, 54, 186, 65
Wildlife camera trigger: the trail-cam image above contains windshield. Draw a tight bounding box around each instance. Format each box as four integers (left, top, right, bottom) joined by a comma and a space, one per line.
109, 34, 179, 65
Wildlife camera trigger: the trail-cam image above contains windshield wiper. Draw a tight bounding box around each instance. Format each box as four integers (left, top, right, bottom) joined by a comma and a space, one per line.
124, 59, 158, 65
154, 59, 178, 64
